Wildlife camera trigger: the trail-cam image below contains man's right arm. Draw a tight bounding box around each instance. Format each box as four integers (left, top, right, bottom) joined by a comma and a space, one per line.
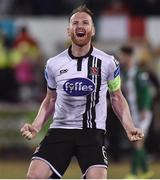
20, 88, 57, 140
110, 89, 144, 141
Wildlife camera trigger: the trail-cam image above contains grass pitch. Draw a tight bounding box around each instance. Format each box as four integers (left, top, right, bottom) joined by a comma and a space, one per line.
0, 159, 159, 179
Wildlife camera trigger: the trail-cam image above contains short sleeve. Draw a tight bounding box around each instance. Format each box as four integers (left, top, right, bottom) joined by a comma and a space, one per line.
44, 60, 56, 90
107, 57, 121, 92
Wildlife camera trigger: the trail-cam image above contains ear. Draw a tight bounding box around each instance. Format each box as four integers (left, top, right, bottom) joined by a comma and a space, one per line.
92, 25, 95, 36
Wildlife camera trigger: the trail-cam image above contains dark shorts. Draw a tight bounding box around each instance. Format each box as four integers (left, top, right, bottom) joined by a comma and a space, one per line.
32, 128, 108, 178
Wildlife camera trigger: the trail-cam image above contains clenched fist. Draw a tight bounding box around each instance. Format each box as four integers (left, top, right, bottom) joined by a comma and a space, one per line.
127, 128, 144, 142
20, 123, 39, 140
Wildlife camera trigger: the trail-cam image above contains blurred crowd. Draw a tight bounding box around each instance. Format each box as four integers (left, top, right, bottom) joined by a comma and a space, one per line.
0, 25, 44, 103
0, 0, 160, 16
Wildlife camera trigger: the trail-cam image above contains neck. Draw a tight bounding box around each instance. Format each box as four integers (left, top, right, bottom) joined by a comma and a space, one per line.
71, 42, 91, 57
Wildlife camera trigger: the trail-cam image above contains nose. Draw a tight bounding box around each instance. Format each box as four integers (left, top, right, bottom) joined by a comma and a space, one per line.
77, 22, 84, 28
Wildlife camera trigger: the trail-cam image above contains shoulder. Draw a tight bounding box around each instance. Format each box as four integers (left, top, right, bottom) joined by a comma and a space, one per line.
92, 47, 116, 64
46, 49, 68, 67
92, 47, 119, 67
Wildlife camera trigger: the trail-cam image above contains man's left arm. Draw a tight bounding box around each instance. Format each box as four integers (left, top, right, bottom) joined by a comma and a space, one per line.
110, 89, 144, 141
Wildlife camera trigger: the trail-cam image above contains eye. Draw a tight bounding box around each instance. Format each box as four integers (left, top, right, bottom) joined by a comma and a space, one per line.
83, 21, 89, 25
72, 21, 78, 25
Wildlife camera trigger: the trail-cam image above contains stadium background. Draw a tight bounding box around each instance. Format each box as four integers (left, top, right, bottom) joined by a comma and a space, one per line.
0, 0, 160, 178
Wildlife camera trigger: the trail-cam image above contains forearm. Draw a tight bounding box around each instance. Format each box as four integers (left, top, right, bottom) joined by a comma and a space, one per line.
32, 99, 54, 131
110, 91, 135, 133
32, 89, 56, 131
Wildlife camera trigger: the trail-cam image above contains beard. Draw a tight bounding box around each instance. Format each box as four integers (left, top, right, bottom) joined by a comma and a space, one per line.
70, 31, 92, 47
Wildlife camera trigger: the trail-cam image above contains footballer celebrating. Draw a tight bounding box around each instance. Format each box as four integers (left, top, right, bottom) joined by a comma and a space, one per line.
21, 5, 144, 179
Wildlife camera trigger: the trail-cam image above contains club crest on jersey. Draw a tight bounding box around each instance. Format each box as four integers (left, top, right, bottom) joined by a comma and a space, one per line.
63, 78, 95, 96
90, 67, 99, 76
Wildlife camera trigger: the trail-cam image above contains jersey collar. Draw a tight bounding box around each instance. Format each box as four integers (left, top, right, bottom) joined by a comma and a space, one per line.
68, 45, 93, 59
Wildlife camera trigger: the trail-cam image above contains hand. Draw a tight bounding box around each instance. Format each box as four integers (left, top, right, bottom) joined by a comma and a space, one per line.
127, 128, 144, 142
20, 123, 39, 140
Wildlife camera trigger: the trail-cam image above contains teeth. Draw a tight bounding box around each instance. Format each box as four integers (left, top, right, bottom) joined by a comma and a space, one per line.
77, 32, 84, 34
76, 29, 86, 37
76, 32, 85, 37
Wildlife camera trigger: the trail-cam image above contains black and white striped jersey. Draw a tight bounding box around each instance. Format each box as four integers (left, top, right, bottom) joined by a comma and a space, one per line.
45, 46, 121, 131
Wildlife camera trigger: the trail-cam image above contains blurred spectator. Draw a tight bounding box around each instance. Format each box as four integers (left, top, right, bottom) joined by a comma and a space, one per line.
0, 20, 15, 49
14, 26, 37, 48
118, 45, 154, 179
11, 26, 42, 102
137, 45, 160, 96
0, 26, 8, 49
0, 27, 18, 102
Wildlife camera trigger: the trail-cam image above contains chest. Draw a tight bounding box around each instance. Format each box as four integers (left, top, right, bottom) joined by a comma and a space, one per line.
54, 57, 102, 96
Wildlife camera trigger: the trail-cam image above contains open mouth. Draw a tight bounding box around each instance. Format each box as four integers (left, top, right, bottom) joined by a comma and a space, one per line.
76, 29, 86, 37
76, 32, 85, 37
